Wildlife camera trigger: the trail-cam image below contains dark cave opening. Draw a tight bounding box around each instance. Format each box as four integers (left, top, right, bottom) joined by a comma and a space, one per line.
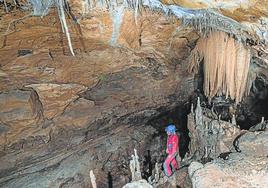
148, 104, 191, 158
141, 102, 192, 180
105, 75, 268, 185
236, 77, 268, 130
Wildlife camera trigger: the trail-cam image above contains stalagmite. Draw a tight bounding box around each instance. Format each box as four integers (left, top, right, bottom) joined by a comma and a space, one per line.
129, 148, 142, 181
233, 126, 236, 135
191, 103, 194, 114
130, 156, 135, 181
154, 162, 159, 183
90, 170, 97, 188
232, 115, 237, 125
204, 146, 208, 158
195, 97, 203, 124
134, 149, 142, 180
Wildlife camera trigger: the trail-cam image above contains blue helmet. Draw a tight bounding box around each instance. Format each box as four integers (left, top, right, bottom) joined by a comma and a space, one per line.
165, 124, 176, 133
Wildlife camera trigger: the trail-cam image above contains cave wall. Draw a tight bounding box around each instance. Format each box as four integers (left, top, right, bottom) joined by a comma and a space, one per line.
0, 6, 198, 187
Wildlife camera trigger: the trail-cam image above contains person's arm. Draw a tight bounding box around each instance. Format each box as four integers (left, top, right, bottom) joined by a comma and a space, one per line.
166, 137, 169, 154
170, 135, 179, 155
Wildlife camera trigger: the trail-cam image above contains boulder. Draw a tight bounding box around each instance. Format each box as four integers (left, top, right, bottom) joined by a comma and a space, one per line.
237, 131, 268, 157
123, 179, 153, 188
189, 153, 268, 188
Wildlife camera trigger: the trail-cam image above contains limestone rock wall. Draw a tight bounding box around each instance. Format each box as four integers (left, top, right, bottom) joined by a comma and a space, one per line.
0, 6, 197, 187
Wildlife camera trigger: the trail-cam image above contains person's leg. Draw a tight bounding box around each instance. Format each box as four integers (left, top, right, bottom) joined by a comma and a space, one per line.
163, 156, 173, 177
171, 156, 178, 170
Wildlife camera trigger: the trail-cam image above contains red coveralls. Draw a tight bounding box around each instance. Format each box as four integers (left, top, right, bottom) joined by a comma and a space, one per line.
163, 134, 179, 176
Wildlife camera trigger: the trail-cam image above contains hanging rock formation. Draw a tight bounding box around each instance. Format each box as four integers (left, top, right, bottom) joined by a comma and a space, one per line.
189, 32, 251, 103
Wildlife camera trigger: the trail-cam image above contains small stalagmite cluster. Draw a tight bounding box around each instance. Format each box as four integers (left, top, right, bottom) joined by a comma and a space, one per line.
188, 98, 241, 160
189, 31, 251, 103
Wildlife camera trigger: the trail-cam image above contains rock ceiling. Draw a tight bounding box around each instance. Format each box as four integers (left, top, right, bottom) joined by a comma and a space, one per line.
162, 0, 268, 22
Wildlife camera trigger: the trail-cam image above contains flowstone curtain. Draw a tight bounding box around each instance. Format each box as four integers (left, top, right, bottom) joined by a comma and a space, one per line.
189, 31, 251, 103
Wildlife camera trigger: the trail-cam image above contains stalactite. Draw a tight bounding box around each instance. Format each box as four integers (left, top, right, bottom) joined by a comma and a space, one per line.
13, 0, 17, 6
82, 0, 90, 15
3, 0, 8, 12
28, 0, 53, 16
109, 0, 126, 46
189, 31, 251, 103
56, 0, 75, 56
134, 0, 141, 25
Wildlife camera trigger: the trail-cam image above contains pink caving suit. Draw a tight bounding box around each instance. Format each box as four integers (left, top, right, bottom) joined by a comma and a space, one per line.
163, 133, 179, 177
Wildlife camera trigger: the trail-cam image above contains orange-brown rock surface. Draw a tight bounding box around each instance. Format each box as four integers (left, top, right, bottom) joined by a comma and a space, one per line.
0, 4, 198, 187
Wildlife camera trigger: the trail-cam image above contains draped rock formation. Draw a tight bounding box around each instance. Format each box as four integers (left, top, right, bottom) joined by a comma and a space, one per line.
189, 31, 251, 103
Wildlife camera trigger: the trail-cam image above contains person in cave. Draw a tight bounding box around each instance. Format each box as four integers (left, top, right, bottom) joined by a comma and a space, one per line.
163, 124, 180, 177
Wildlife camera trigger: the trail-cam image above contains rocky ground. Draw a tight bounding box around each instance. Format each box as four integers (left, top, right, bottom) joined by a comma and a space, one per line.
122, 102, 268, 188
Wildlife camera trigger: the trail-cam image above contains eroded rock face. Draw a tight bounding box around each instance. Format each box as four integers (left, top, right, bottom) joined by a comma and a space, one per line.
0, 89, 43, 149
25, 83, 87, 119
0, 90, 39, 124
2, 1, 267, 187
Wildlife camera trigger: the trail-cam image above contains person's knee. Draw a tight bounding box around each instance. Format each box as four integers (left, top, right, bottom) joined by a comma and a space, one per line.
164, 160, 169, 166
